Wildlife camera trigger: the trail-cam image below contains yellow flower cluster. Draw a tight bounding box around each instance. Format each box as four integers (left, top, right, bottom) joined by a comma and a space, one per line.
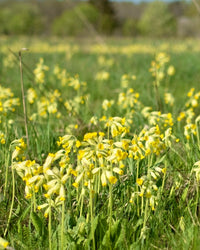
0, 131, 6, 145
6, 50, 200, 224
28, 61, 89, 122
97, 55, 114, 67
149, 52, 175, 86
12, 138, 77, 217
177, 88, 200, 140
118, 88, 140, 110
34, 58, 49, 84
120, 74, 136, 89
95, 71, 110, 81
11, 98, 178, 214
0, 85, 20, 117
11, 138, 27, 161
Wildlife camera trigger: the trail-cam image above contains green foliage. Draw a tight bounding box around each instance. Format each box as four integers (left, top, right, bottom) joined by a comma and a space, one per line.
30, 211, 47, 238
89, 0, 115, 16
89, 0, 116, 34
52, 3, 100, 36
0, 3, 44, 35
138, 0, 176, 37
122, 18, 138, 37
184, 2, 199, 17
98, 14, 116, 35
52, 10, 82, 36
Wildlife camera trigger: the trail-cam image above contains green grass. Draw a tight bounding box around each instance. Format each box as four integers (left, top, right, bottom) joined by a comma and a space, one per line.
0, 37, 200, 249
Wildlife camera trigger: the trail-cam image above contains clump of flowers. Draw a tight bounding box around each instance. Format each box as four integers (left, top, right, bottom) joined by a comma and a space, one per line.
0, 85, 20, 118
95, 71, 110, 81
33, 58, 49, 85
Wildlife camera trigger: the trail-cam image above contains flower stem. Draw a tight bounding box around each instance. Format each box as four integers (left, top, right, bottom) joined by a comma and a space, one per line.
136, 160, 140, 216
48, 199, 52, 250
4, 162, 15, 237
61, 200, 65, 250
3, 152, 10, 198
90, 187, 95, 250
109, 183, 113, 238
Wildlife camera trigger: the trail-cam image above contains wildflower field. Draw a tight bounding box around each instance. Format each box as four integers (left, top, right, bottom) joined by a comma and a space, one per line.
0, 37, 200, 249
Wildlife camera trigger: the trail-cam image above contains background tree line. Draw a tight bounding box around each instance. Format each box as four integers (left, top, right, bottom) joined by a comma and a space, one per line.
0, 0, 199, 37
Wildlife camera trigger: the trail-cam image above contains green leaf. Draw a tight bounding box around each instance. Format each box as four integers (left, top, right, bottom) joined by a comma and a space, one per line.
111, 219, 120, 238
102, 229, 111, 248
114, 219, 127, 249
133, 218, 143, 231
181, 186, 189, 202
30, 211, 43, 236
89, 215, 99, 240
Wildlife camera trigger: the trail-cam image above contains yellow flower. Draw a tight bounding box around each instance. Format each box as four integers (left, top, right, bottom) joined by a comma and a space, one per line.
101, 172, 107, 187
99, 132, 105, 137
136, 178, 144, 186
72, 182, 79, 188
106, 170, 117, 184
108, 176, 117, 184
48, 153, 55, 157
59, 161, 66, 168
0, 237, 9, 249
25, 193, 32, 199
98, 143, 104, 150
167, 65, 175, 76
113, 167, 124, 175
76, 140, 81, 148
1, 138, 5, 144
43, 184, 49, 190
25, 160, 36, 167
145, 190, 152, 198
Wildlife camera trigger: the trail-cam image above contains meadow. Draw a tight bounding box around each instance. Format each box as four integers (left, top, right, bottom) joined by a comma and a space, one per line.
0, 37, 200, 249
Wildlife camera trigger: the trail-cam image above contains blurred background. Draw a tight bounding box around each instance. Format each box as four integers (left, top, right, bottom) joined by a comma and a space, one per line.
0, 0, 199, 38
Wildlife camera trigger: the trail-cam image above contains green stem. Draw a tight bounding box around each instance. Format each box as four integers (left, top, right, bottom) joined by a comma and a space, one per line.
141, 198, 149, 241
3, 152, 10, 198
143, 199, 149, 229
195, 179, 199, 221
80, 193, 84, 217
47, 113, 50, 152
97, 170, 101, 194
195, 119, 200, 150
61, 200, 65, 250
48, 199, 52, 250
161, 161, 167, 195
4, 163, 15, 237
136, 160, 140, 216
141, 196, 144, 215
33, 190, 36, 212
90, 187, 95, 250
109, 184, 113, 237
154, 71, 162, 111
108, 126, 110, 140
